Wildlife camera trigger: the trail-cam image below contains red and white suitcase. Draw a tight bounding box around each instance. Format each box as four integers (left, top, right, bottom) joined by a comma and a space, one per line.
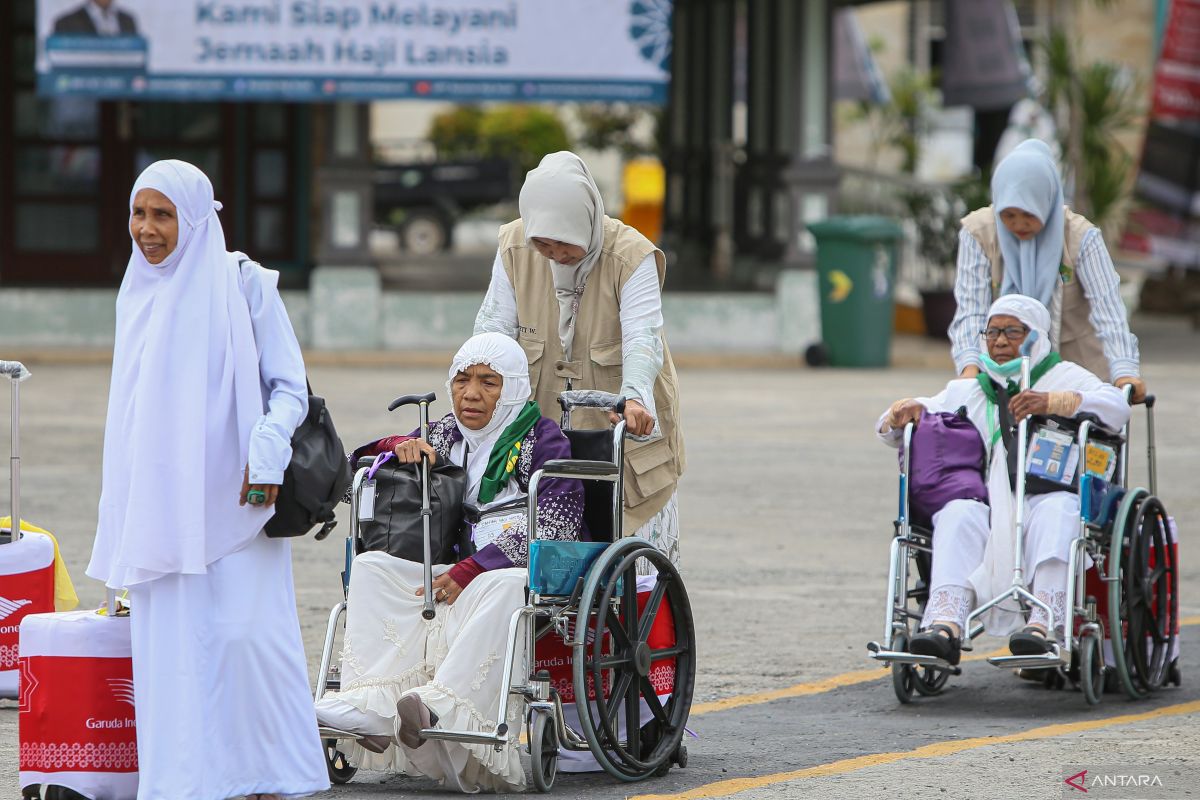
1, 360, 57, 699
19, 596, 138, 800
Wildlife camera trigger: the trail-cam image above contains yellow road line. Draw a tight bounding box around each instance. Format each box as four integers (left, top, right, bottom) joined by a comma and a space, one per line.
633, 699, 1200, 800
692, 616, 1200, 718
691, 647, 1006, 717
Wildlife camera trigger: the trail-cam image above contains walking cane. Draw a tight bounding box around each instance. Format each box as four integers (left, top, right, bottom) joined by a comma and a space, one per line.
388, 391, 438, 621
417, 395, 436, 621
1011, 333, 1038, 594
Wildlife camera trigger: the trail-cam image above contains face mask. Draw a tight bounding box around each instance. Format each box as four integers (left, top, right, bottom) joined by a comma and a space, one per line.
981, 352, 1022, 377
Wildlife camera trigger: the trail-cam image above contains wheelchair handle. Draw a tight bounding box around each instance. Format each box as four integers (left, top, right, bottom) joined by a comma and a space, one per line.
558, 390, 626, 415
389, 391, 436, 412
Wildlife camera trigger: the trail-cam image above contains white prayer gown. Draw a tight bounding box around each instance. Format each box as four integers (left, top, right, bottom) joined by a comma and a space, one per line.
89, 160, 327, 799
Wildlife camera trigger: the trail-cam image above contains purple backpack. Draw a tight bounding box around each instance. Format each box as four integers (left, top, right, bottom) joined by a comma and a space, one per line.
901, 407, 988, 528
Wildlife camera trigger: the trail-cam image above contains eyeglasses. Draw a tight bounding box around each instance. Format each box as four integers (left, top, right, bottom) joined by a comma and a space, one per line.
981, 325, 1029, 341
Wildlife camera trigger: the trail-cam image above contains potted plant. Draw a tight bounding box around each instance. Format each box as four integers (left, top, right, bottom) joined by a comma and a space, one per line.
903, 175, 990, 339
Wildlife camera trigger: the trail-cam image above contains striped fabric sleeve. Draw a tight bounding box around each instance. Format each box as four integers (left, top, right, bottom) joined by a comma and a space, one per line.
949, 228, 992, 374
1075, 228, 1140, 380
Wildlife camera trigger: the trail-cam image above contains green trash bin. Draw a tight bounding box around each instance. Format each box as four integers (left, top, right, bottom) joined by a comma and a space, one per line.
807, 215, 904, 367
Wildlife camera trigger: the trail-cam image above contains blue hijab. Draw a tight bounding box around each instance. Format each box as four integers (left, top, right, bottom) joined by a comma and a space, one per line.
991, 139, 1065, 309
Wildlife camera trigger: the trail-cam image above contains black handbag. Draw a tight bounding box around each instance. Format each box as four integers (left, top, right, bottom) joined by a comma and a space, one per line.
264, 385, 353, 539
357, 452, 471, 563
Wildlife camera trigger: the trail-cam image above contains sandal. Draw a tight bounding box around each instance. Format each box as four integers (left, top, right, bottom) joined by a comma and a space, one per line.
356, 734, 393, 754
908, 623, 961, 666
395, 694, 439, 750
1009, 625, 1053, 656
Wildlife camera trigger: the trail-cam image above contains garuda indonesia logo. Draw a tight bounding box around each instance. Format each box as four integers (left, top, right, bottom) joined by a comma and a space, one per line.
629, 0, 672, 71
0, 597, 32, 621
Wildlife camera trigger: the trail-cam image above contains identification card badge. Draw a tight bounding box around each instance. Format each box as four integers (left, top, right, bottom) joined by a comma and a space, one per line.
358, 479, 376, 520
472, 511, 524, 550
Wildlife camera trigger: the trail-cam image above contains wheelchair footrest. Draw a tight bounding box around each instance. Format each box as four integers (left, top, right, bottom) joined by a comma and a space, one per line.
867, 648, 961, 674
317, 726, 360, 741
422, 727, 508, 746
986, 651, 1065, 670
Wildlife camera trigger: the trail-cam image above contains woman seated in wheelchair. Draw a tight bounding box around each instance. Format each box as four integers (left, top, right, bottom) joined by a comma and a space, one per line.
877, 295, 1129, 664
314, 332, 585, 791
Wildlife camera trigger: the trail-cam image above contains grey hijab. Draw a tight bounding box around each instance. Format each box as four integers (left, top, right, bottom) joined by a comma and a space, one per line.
518, 151, 606, 361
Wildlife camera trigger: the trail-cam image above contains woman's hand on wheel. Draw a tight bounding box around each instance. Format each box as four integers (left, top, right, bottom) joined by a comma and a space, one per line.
239, 465, 280, 508
608, 398, 655, 437
418, 573, 463, 605
1114, 376, 1147, 404
394, 438, 438, 465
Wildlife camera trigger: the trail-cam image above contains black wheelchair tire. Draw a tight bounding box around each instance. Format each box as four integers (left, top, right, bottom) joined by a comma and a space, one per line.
890, 632, 915, 704
572, 537, 696, 782
1109, 490, 1177, 699
1124, 495, 1177, 691
1080, 633, 1104, 706
324, 739, 358, 784
529, 709, 558, 792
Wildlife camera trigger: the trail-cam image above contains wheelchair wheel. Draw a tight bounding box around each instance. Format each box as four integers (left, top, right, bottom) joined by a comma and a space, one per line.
529, 709, 558, 792
572, 538, 696, 782
1109, 490, 1178, 699
913, 664, 950, 697
1079, 633, 1104, 706
324, 739, 358, 785
890, 632, 915, 704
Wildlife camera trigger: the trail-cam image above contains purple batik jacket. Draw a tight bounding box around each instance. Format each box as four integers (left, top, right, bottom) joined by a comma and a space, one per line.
355, 413, 586, 587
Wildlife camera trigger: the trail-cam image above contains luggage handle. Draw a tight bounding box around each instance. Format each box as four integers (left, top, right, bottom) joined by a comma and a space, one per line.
2, 360, 29, 544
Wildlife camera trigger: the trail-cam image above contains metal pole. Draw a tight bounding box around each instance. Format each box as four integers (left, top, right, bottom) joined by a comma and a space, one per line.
9, 378, 19, 541
1012, 355, 1032, 588
419, 399, 435, 620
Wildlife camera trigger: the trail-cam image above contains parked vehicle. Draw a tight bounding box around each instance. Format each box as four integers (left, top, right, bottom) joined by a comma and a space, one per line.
373, 158, 514, 255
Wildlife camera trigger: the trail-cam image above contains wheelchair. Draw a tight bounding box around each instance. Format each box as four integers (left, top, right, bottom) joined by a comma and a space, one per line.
314, 389, 695, 789
867, 383, 1180, 706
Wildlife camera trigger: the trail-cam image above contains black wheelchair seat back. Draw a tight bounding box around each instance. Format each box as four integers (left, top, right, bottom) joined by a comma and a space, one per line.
564, 428, 617, 544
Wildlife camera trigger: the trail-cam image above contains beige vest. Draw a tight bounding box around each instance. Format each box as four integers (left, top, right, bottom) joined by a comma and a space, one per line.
960, 205, 1109, 381
498, 216, 685, 531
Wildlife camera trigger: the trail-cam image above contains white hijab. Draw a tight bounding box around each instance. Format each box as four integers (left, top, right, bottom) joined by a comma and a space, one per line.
447, 333, 533, 505
980, 293, 1051, 385
992, 139, 1065, 309
518, 151, 606, 361
87, 160, 267, 589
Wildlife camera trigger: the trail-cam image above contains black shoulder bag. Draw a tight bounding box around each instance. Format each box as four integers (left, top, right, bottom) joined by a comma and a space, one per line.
264, 384, 353, 539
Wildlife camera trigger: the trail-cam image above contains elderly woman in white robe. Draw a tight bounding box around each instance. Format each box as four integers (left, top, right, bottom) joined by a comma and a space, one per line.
314, 333, 586, 792
87, 160, 328, 799
877, 295, 1129, 664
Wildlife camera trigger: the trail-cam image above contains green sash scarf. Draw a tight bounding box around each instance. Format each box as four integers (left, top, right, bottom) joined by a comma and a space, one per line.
976, 351, 1062, 404
477, 401, 542, 504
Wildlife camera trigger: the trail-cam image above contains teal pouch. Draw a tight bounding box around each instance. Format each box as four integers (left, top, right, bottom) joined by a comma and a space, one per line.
528, 540, 611, 597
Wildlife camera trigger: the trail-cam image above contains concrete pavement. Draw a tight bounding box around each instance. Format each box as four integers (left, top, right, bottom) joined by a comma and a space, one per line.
2, 313, 1198, 798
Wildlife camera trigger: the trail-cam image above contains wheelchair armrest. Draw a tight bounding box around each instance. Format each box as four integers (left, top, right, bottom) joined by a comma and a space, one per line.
540, 459, 620, 478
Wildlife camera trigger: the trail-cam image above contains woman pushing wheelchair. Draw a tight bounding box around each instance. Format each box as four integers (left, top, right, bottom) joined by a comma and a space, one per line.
876, 295, 1129, 663
314, 333, 586, 791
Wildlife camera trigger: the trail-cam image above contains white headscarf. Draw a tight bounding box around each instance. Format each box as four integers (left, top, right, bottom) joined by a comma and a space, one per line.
981, 294, 1052, 384
447, 332, 533, 504
87, 160, 267, 589
518, 151, 606, 360
992, 139, 1065, 309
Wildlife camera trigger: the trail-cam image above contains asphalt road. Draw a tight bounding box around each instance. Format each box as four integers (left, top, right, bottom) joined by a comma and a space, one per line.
2, 314, 1198, 799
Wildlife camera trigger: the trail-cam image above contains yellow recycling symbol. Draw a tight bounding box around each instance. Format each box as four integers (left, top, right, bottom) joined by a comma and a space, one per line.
828, 269, 853, 303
